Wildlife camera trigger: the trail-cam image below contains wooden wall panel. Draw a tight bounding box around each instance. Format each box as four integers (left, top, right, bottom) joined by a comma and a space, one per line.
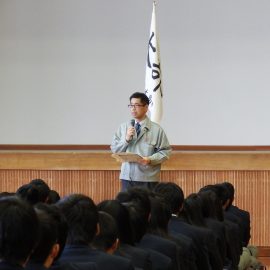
0, 170, 121, 203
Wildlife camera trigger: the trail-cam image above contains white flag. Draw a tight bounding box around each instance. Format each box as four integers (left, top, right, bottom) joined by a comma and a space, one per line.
145, 2, 163, 124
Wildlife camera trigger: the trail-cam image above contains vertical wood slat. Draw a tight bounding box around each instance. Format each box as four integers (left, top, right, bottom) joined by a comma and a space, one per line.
0, 169, 269, 246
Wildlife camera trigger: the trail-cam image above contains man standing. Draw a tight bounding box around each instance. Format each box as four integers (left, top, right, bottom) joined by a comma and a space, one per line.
111, 92, 171, 191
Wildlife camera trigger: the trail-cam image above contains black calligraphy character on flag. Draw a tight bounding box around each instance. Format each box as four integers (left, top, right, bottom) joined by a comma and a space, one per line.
147, 32, 163, 97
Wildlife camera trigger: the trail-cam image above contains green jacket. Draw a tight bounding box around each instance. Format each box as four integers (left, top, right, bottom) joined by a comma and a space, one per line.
111, 116, 171, 182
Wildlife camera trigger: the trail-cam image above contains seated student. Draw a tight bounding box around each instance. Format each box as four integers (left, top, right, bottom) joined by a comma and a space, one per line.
147, 192, 195, 270
116, 187, 176, 270
56, 194, 134, 270
17, 179, 51, 205
183, 193, 223, 270
92, 211, 119, 254
153, 182, 211, 270
97, 200, 152, 270
198, 189, 227, 266
25, 210, 60, 270
203, 184, 241, 270
33, 203, 96, 270
0, 196, 39, 270
222, 182, 251, 247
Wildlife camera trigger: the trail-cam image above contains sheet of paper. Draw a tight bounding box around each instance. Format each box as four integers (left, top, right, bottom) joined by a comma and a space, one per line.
112, 152, 143, 163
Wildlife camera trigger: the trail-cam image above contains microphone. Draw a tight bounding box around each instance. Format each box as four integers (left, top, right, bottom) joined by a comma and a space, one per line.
130, 119, 135, 127
129, 119, 135, 141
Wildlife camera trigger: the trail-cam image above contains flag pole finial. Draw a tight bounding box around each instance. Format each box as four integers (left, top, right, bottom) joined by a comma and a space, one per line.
153, 1, 157, 6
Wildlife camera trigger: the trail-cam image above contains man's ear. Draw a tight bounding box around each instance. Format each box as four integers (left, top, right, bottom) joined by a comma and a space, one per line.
44, 243, 60, 268
95, 223, 100, 236
179, 204, 184, 213
112, 238, 119, 252
50, 243, 60, 259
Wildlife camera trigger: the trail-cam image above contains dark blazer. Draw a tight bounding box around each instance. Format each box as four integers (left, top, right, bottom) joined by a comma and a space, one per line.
138, 233, 179, 270
169, 232, 198, 270
204, 218, 227, 266
51, 261, 97, 270
0, 261, 24, 270
146, 249, 173, 270
228, 205, 251, 246
168, 216, 211, 270
115, 243, 152, 270
25, 262, 46, 270
224, 219, 242, 270
59, 244, 134, 270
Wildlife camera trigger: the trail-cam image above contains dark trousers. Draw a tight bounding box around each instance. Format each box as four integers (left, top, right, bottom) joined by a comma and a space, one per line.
121, 179, 158, 192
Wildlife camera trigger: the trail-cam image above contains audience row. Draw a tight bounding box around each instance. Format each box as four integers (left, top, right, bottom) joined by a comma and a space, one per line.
0, 179, 264, 270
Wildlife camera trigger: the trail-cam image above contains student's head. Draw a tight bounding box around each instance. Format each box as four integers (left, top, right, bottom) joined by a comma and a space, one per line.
97, 200, 133, 245
199, 185, 224, 221
0, 197, 39, 267
29, 210, 59, 268
92, 211, 118, 254
16, 183, 40, 205
116, 187, 151, 243
129, 92, 149, 121
148, 193, 171, 236
29, 179, 51, 203
183, 193, 206, 227
198, 190, 219, 219
56, 194, 99, 245
222, 182, 235, 207
47, 190, 61, 204
116, 187, 151, 221
213, 184, 231, 210
154, 182, 184, 215
34, 203, 68, 261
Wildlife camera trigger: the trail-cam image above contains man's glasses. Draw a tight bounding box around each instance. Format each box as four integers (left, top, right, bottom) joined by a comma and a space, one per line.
128, 104, 146, 109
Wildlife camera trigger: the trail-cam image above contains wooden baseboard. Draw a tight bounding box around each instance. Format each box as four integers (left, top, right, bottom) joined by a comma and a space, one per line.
258, 246, 270, 257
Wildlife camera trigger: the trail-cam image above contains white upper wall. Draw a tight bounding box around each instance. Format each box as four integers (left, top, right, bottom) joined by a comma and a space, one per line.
1, 0, 270, 145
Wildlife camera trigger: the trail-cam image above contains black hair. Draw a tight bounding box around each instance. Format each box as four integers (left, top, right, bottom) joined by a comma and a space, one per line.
198, 190, 219, 219
116, 187, 151, 243
154, 182, 184, 214
97, 200, 133, 245
0, 197, 39, 266
47, 190, 61, 204
56, 194, 98, 245
148, 193, 171, 237
29, 179, 51, 203
199, 185, 224, 221
183, 193, 206, 227
16, 183, 40, 205
213, 184, 230, 209
124, 201, 148, 243
92, 211, 118, 252
116, 187, 151, 220
222, 182, 235, 207
29, 210, 58, 264
129, 92, 150, 105
34, 203, 68, 261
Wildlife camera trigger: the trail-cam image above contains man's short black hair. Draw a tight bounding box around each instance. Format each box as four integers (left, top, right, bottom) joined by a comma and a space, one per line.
34, 203, 68, 261
29, 210, 58, 264
154, 182, 184, 214
97, 200, 133, 245
56, 194, 98, 245
129, 92, 150, 105
0, 196, 39, 266
92, 211, 118, 252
